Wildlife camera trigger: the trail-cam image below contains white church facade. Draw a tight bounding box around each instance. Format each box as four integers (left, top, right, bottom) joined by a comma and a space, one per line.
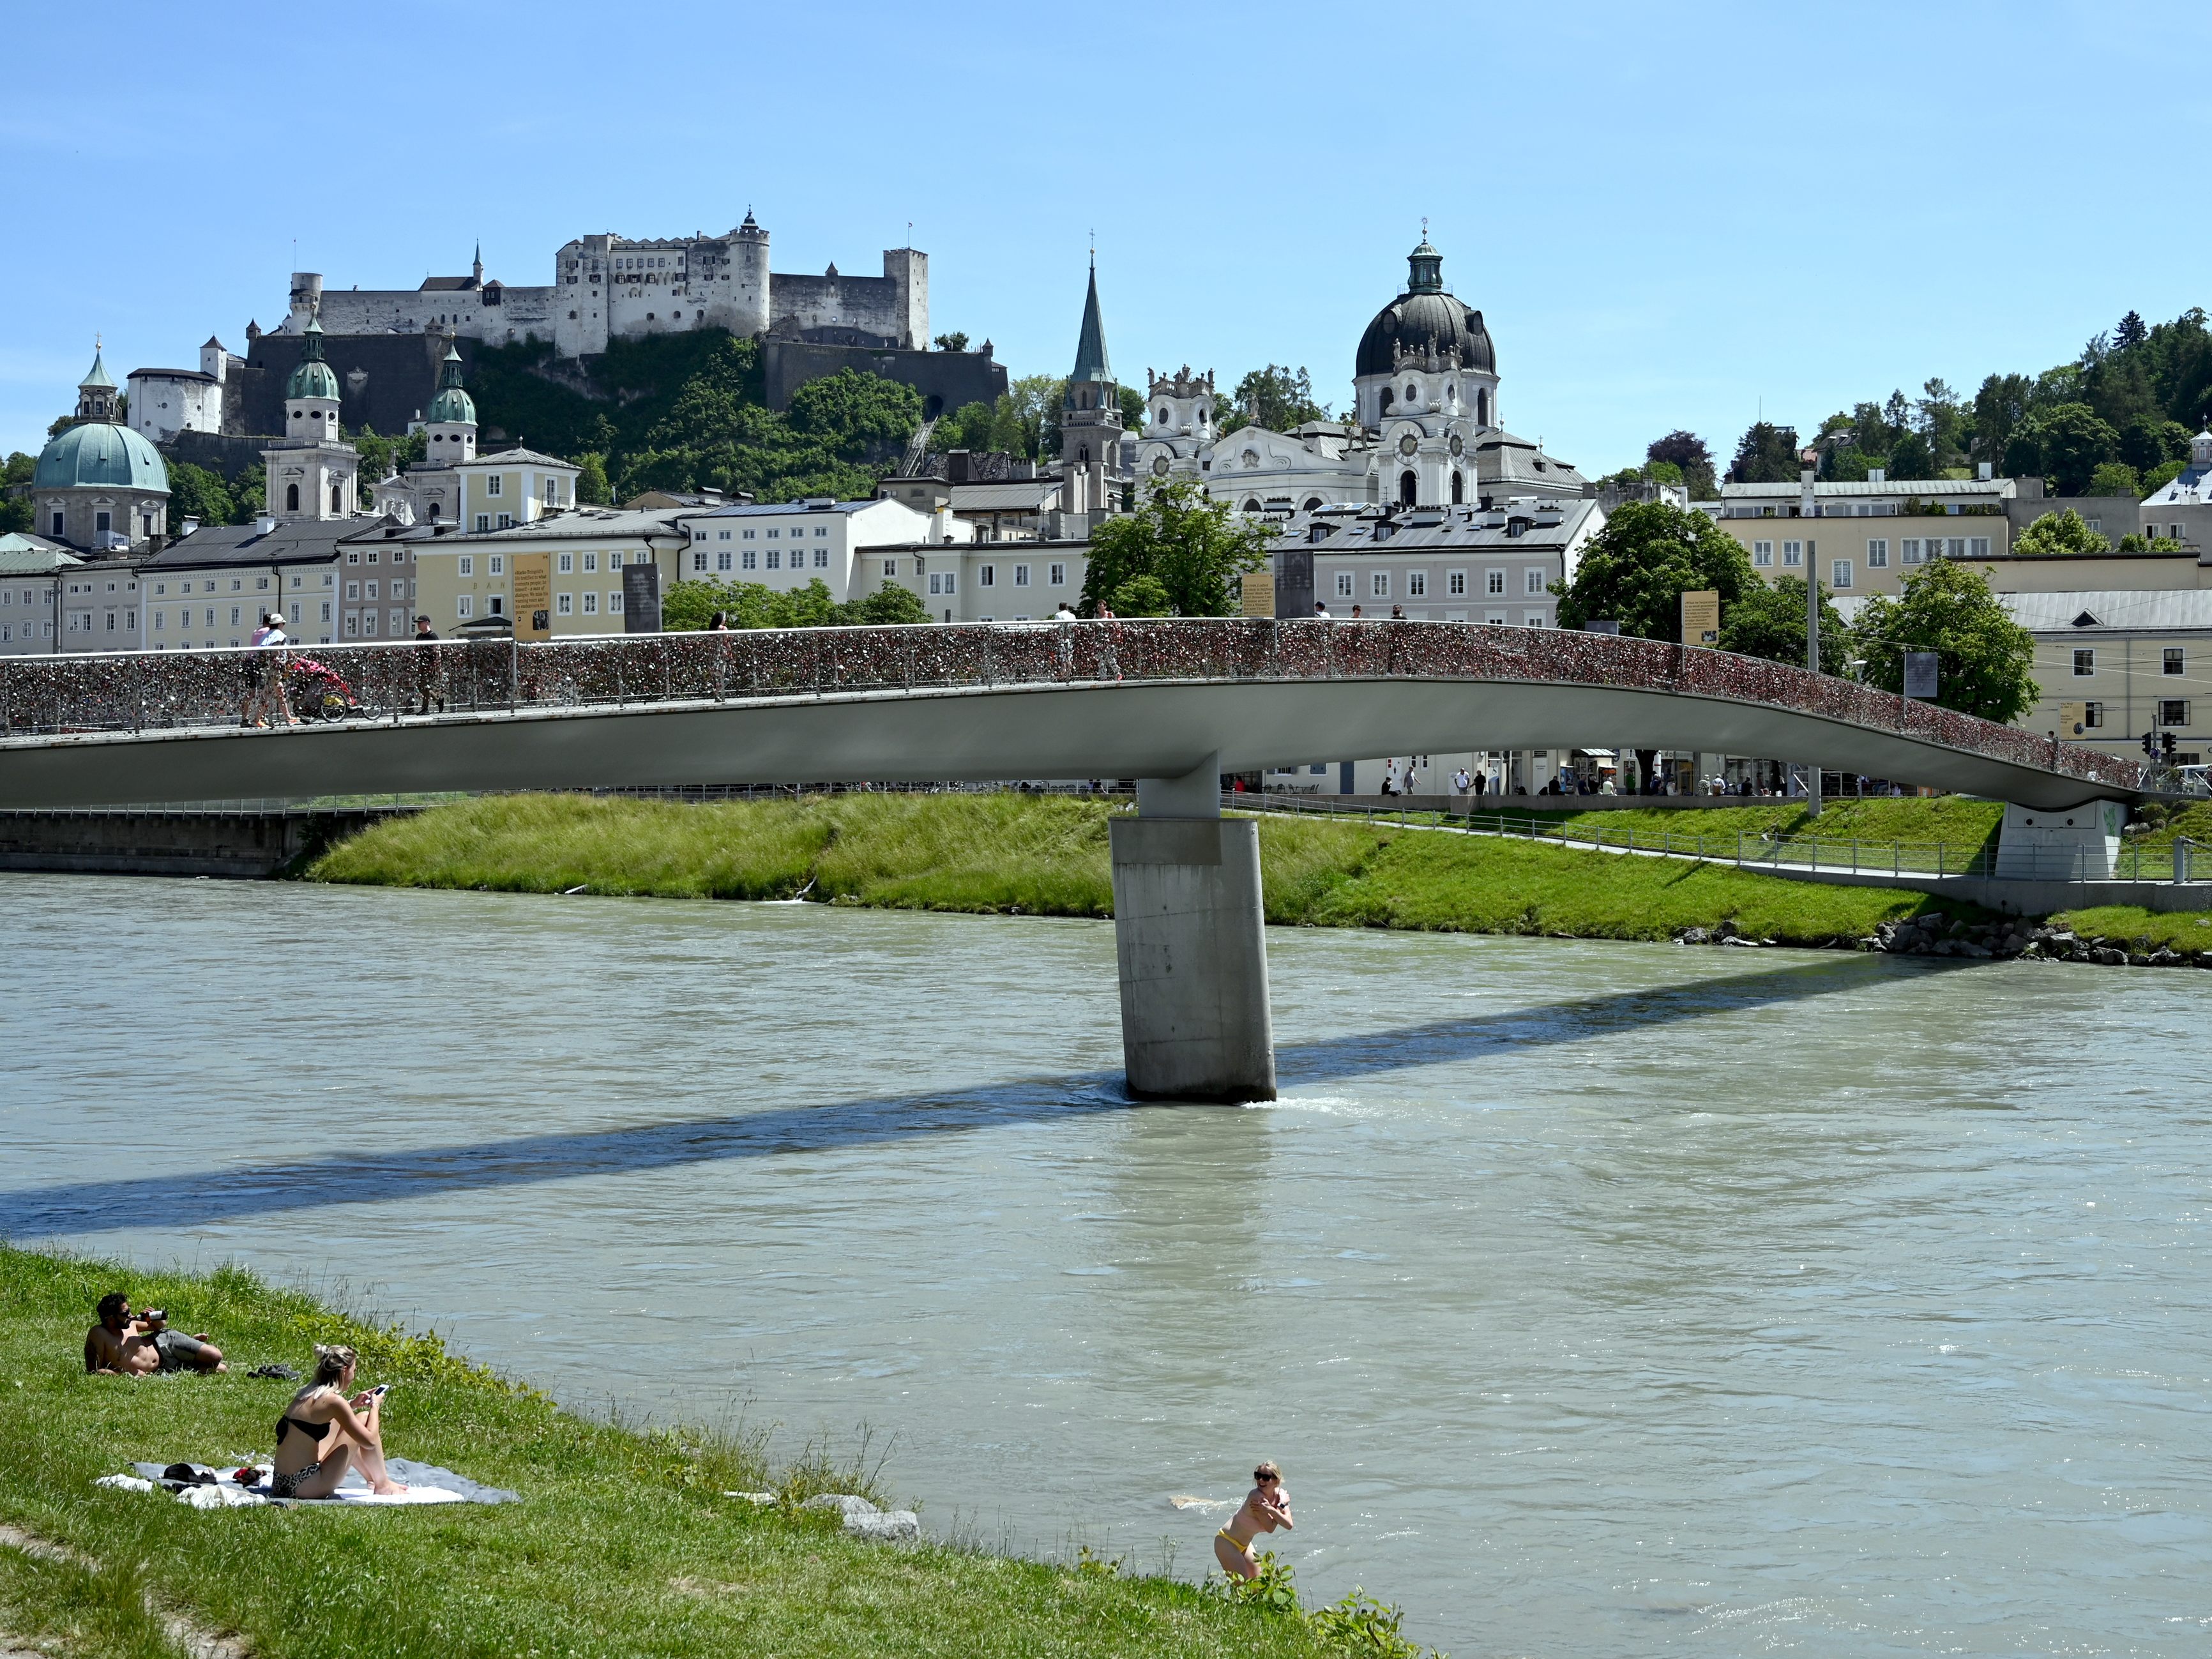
1136, 238, 1587, 520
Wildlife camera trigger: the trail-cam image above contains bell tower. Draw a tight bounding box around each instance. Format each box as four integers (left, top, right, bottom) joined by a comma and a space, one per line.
1060, 255, 1122, 517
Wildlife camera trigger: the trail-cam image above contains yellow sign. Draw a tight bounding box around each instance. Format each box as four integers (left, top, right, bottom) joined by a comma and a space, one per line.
1240, 570, 1276, 617
2057, 701, 2088, 738
511, 553, 551, 640
1680, 589, 1720, 646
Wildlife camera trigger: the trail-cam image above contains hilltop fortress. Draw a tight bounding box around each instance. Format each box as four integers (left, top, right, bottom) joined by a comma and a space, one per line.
287, 212, 927, 359
126, 213, 1003, 457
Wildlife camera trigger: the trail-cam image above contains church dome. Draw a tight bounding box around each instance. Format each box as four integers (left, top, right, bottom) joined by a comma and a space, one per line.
33, 421, 169, 492
1354, 240, 1494, 378
284, 314, 340, 402
426, 347, 476, 426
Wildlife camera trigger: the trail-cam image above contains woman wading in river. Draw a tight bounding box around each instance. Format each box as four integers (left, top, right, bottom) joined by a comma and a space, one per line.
1213, 1460, 1293, 1580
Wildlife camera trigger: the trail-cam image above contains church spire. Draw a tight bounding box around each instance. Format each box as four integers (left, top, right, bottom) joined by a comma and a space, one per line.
1066, 255, 1113, 397
75, 338, 117, 422
473, 241, 484, 286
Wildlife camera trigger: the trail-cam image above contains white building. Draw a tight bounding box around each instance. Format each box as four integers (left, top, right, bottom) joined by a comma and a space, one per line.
126, 338, 234, 444
674, 497, 969, 603
1153, 239, 1587, 520
0, 535, 77, 655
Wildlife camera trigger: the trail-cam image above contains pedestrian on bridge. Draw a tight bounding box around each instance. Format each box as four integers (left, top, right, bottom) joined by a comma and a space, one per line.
246, 612, 295, 728
412, 617, 445, 716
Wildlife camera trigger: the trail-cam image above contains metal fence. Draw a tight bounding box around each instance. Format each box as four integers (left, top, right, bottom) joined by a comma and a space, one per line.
0, 621, 2146, 799
1233, 792, 2211, 884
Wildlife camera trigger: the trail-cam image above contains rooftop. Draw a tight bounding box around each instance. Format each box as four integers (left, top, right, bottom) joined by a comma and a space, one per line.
686, 499, 886, 519
432, 509, 687, 543
462, 447, 575, 471
1288, 499, 1597, 552
1722, 477, 2013, 498
2001, 589, 2212, 633
147, 516, 398, 570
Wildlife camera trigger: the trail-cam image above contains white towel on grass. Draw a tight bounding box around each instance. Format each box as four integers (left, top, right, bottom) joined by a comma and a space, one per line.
126, 1459, 517, 1506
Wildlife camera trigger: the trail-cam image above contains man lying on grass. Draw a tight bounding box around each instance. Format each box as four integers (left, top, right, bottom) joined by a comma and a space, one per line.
82, 1291, 226, 1375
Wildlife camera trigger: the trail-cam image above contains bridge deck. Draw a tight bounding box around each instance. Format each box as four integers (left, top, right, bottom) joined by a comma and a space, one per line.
0, 621, 2143, 812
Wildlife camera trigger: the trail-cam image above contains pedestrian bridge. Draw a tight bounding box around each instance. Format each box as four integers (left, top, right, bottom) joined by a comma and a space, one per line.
0, 621, 2146, 1102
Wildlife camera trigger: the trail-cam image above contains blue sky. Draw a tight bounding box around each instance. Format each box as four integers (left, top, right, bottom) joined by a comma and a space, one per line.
7, 1, 2208, 473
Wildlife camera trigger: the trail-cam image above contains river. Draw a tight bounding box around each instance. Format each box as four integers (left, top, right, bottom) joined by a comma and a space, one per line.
4, 874, 2209, 1654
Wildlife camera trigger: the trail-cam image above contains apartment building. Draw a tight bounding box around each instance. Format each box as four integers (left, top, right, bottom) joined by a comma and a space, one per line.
2005, 589, 2212, 766
674, 497, 966, 603
413, 510, 689, 637
0, 536, 75, 654
1709, 472, 2011, 599
1280, 498, 1602, 626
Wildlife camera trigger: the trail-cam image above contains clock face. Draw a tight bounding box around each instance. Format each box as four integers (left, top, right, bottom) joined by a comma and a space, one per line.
1449, 434, 1464, 457
1151, 455, 1171, 476
1398, 434, 1418, 457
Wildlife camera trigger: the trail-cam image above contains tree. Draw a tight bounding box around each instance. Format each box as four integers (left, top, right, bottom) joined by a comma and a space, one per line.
932, 331, 970, 352
2118, 414, 2190, 474
787, 368, 922, 459
1727, 421, 1801, 483
1231, 365, 1329, 432
1971, 373, 2033, 467
1646, 430, 1718, 499
1108, 575, 1174, 616
925, 401, 996, 455
2003, 401, 2120, 495
1886, 430, 1936, 480
574, 453, 612, 505
2012, 509, 2112, 557
165, 461, 234, 529
1, 451, 39, 533
1849, 561, 2038, 725
2087, 461, 2142, 497
1718, 576, 1849, 674
2144, 458, 2188, 494
833, 581, 931, 626
1080, 480, 1274, 617
1117, 385, 1148, 432
1550, 500, 1759, 642
2116, 531, 2187, 554
2116, 310, 2149, 351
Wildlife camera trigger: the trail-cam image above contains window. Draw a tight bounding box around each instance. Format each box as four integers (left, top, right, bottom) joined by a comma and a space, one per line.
883, 559, 897, 577
1831, 560, 1852, 589
556, 593, 573, 615
582, 593, 598, 614
928, 573, 943, 595
558, 552, 574, 573
343, 613, 357, 636
980, 564, 996, 587
2165, 647, 2185, 676
1407, 572, 1427, 596
1866, 538, 1888, 567
814, 549, 829, 568
1901, 538, 1923, 564
1371, 572, 1390, 598
1525, 568, 1544, 595
1523, 610, 1547, 626
1946, 538, 1966, 558
457, 595, 473, 618
716, 550, 733, 572
2073, 648, 2096, 676
487, 475, 503, 497
476, 515, 490, 532
1968, 537, 1990, 557
2160, 699, 2190, 727
497, 513, 514, 530
766, 529, 778, 539
1782, 540, 1803, 567
1050, 563, 1067, 586
743, 529, 756, 540
609, 551, 625, 568
490, 555, 504, 575
153, 610, 164, 630
1447, 570, 1466, 595
944, 572, 957, 595
583, 552, 598, 573
767, 550, 781, 570
1486, 569, 1505, 595
692, 551, 708, 572
608, 591, 623, 614
1334, 572, 1353, 598
815, 526, 829, 538
2082, 701, 2104, 729
345, 581, 361, 601
742, 550, 757, 570
365, 581, 379, 601
256, 576, 271, 590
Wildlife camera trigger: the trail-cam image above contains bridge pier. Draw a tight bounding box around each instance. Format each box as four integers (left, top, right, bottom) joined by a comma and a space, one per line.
1109, 752, 1276, 1103
1995, 799, 2127, 879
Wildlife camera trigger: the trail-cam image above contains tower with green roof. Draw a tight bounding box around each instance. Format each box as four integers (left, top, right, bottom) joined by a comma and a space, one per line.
31, 343, 170, 550
423, 345, 478, 464
263, 307, 360, 522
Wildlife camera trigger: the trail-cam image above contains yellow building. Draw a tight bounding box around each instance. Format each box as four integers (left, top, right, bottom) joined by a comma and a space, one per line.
1710, 474, 2011, 598
2002, 590, 2212, 766
411, 509, 688, 637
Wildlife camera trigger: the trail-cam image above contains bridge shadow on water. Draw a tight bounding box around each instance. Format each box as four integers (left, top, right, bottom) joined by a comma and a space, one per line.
4, 955, 1944, 1236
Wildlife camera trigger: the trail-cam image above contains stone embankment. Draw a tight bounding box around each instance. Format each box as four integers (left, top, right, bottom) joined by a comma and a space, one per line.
1676, 911, 2212, 968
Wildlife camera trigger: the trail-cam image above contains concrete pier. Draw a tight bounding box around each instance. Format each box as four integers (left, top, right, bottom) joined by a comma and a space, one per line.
1110, 754, 1276, 1103
1995, 799, 2126, 880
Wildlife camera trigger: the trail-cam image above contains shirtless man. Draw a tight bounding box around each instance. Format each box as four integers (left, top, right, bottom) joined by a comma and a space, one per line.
84, 1292, 160, 1376
140, 1307, 226, 1374
1213, 1460, 1294, 1581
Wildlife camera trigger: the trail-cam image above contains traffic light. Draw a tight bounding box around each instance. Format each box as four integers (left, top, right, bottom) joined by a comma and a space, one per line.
2163, 731, 2178, 760
2143, 729, 2157, 756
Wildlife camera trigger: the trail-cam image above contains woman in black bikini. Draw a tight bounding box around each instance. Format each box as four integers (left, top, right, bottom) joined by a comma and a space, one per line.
271, 1344, 407, 1498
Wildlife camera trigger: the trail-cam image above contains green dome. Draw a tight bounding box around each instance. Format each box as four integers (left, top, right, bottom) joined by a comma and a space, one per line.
285, 357, 340, 402
285, 314, 340, 403
33, 421, 169, 492
426, 347, 475, 425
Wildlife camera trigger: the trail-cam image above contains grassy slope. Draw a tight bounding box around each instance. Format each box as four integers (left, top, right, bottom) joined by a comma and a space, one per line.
313, 795, 1956, 945
0, 1247, 1328, 1659
1463, 797, 2008, 850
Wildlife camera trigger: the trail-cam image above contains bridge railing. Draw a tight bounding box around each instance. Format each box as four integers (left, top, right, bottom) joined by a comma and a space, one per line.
0, 620, 2146, 798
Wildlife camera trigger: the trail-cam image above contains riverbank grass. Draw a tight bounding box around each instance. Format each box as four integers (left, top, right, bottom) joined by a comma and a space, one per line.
0, 1245, 1337, 1658
312, 794, 1962, 946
